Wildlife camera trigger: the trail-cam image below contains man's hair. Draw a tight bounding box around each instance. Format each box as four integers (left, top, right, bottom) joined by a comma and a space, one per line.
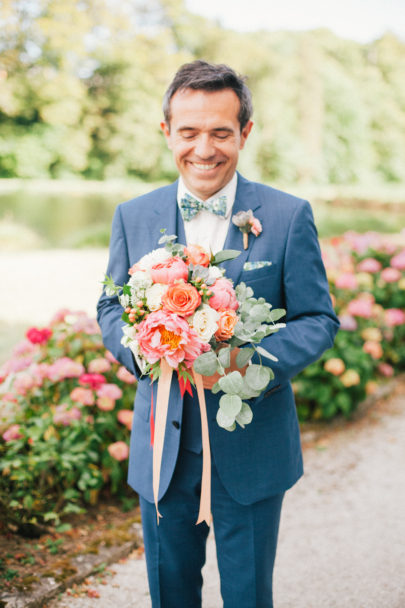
162, 60, 253, 130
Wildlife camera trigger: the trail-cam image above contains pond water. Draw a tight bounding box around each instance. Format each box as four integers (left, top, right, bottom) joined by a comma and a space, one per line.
0, 184, 404, 249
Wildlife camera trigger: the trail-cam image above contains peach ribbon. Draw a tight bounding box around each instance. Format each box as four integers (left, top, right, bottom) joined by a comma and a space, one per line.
152, 359, 212, 526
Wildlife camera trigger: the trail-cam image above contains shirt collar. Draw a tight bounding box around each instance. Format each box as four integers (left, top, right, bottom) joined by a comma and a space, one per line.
177, 173, 237, 219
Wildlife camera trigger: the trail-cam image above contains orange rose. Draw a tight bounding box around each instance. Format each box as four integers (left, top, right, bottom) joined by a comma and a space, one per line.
215, 309, 238, 341
363, 340, 383, 360
162, 282, 201, 317
184, 244, 210, 267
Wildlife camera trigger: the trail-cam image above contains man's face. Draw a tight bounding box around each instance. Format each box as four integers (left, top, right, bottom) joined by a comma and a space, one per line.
161, 88, 253, 200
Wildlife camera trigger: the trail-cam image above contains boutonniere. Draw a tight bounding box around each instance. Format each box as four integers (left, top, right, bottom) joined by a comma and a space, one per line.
231, 210, 262, 250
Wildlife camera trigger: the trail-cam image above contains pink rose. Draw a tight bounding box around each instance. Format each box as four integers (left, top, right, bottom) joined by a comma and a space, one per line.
339, 315, 357, 331
79, 373, 106, 389
13, 372, 39, 396
249, 216, 262, 237
97, 396, 115, 411
356, 258, 382, 273
70, 387, 95, 405
162, 282, 201, 317
381, 267, 401, 283
136, 309, 207, 368
378, 362, 394, 377
26, 326, 52, 345
108, 441, 129, 461
50, 308, 70, 325
88, 358, 111, 374
12, 339, 36, 357
2, 424, 23, 442
116, 366, 137, 384
150, 257, 188, 284
105, 350, 120, 364
335, 273, 358, 290
347, 295, 375, 319
384, 308, 405, 327
96, 383, 123, 400
390, 250, 405, 270
54, 403, 82, 426
117, 409, 133, 429
48, 357, 85, 381
208, 278, 238, 311
184, 244, 210, 267
363, 341, 383, 359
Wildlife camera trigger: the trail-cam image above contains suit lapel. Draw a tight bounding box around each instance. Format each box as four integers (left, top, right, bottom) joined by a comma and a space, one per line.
222, 174, 262, 286
151, 180, 186, 248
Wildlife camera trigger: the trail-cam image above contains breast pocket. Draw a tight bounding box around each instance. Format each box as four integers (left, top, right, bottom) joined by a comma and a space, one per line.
240, 263, 280, 303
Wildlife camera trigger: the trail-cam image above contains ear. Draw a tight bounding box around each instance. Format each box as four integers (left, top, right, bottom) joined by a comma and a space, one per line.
239, 120, 253, 150
160, 121, 172, 149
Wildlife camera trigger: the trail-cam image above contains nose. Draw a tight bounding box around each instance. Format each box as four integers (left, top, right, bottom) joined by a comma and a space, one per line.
194, 134, 215, 159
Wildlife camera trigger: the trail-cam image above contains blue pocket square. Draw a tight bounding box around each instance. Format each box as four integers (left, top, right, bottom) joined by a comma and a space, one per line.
243, 261, 272, 271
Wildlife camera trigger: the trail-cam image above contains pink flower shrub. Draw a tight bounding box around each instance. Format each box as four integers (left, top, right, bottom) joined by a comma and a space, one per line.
384, 308, 405, 327
208, 278, 239, 311
13, 372, 40, 395
105, 350, 120, 364
70, 387, 95, 405
2, 424, 23, 442
12, 339, 36, 357
356, 258, 382, 273
363, 341, 383, 360
108, 441, 129, 461
97, 396, 115, 411
116, 366, 137, 384
150, 257, 188, 284
136, 309, 208, 368
88, 358, 111, 374
338, 315, 358, 331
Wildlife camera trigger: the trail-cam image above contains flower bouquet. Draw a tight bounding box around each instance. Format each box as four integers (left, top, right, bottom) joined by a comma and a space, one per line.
104, 230, 286, 432
104, 231, 285, 523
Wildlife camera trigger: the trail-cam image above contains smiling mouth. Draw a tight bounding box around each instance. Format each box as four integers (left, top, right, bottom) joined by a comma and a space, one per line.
190, 162, 221, 171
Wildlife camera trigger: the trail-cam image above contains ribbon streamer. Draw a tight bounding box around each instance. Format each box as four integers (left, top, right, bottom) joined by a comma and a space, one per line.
152, 361, 212, 527
152, 359, 173, 524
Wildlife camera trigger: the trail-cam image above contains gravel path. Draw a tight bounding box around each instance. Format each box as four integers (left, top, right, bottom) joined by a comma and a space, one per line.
48, 384, 405, 608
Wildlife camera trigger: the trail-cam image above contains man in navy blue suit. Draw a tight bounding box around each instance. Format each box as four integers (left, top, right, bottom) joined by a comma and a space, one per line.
97, 60, 339, 607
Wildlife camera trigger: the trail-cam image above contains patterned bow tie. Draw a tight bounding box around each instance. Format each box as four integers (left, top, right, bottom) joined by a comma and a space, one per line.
179, 193, 227, 222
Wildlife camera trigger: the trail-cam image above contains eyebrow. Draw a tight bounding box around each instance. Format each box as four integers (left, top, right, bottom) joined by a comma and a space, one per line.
176, 126, 235, 133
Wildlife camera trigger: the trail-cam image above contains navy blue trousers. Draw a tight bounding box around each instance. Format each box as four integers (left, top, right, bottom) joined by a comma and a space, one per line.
140, 447, 284, 608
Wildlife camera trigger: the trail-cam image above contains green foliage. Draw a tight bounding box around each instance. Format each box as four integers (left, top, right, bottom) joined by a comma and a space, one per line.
1, 2, 405, 185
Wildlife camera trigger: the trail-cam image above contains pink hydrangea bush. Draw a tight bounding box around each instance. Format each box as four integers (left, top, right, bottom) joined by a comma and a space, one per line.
0, 310, 137, 532
295, 231, 405, 421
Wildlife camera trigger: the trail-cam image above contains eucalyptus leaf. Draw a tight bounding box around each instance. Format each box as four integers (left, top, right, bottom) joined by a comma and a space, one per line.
219, 393, 242, 417
216, 408, 236, 429
236, 402, 253, 426
212, 249, 240, 264
269, 308, 286, 322
245, 364, 271, 391
218, 372, 244, 394
193, 351, 219, 376
236, 347, 255, 368
218, 346, 231, 369
256, 345, 279, 362
249, 304, 270, 323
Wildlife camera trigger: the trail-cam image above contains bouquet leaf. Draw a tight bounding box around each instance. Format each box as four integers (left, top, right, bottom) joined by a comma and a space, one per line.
211, 249, 240, 265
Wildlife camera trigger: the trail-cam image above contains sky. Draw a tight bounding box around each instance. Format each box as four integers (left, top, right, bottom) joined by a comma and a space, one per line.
185, 0, 405, 42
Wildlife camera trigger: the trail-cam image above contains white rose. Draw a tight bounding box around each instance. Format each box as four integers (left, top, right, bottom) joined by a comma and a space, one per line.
128, 270, 153, 290
121, 324, 137, 346
190, 304, 220, 343
145, 283, 168, 311
208, 265, 224, 283
138, 248, 171, 271
119, 293, 130, 308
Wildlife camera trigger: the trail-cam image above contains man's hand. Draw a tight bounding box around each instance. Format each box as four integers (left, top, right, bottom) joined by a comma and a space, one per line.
202, 348, 248, 390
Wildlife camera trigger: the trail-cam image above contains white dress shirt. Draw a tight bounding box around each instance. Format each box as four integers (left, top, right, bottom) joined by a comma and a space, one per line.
177, 173, 238, 254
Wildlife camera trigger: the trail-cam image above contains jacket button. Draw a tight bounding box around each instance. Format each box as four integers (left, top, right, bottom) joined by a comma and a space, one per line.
172, 420, 180, 429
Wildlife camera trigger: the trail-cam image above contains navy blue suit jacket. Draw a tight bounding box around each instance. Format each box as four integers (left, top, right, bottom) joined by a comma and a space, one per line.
97, 174, 339, 505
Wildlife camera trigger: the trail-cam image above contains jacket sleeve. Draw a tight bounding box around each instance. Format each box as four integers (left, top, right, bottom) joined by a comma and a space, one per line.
254, 200, 339, 401
96, 205, 141, 378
